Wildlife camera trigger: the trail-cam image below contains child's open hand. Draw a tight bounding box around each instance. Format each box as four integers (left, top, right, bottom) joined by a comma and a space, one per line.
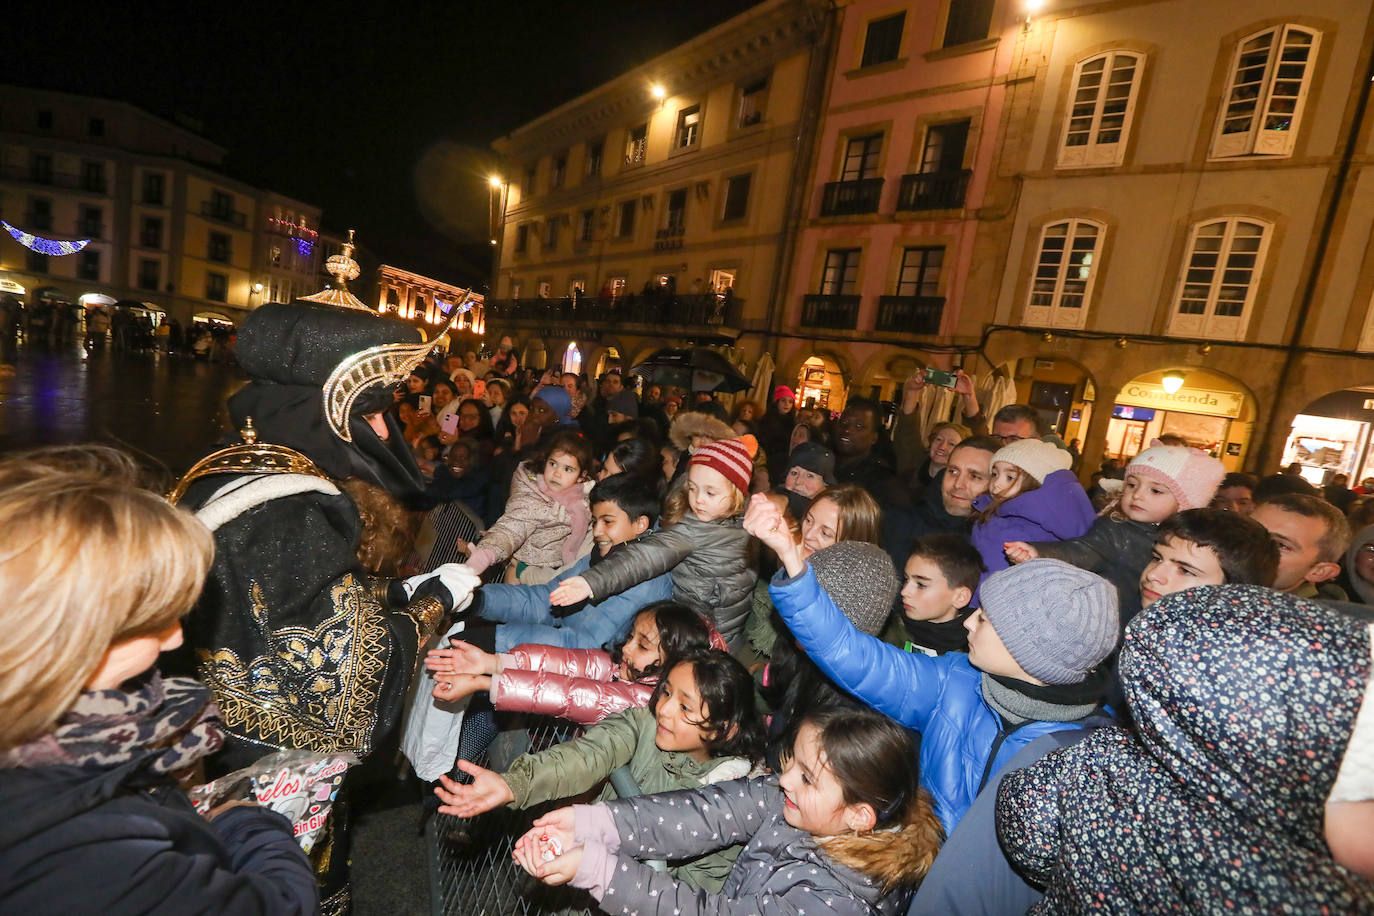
426, 639, 497, 676
434, 762, 515, 818
549, 576, 592, 606
1004, 541, 1039, 564
431, 674, 490, 703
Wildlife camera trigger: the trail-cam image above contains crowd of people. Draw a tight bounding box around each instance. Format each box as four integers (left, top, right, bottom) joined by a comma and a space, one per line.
1, 305, 1372, 914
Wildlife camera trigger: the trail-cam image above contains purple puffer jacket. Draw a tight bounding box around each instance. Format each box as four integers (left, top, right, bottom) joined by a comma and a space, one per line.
970, 469, 1095, 606
488, 644, 655, 726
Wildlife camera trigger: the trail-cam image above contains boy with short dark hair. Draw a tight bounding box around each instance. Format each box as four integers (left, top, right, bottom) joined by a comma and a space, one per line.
890, 533, 985, 656
1139, 508, 1278, 608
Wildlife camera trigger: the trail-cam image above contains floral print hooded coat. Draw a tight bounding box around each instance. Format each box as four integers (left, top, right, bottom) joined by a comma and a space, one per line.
995, 585, 1374, 912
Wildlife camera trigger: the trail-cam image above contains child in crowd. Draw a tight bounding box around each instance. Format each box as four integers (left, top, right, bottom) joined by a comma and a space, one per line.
551, 437, 759, 649
514, 707, 943, 915
1006, 441, 1226, 620
458, 430, 594, 584
892, 533, 985, 657
995, 586, 1374, 909
969, 439, 1095, 601
1139, 508, 1278, 609
434, 652, 763, 893
426, 602, 725, 725
746, 490, 1118, 834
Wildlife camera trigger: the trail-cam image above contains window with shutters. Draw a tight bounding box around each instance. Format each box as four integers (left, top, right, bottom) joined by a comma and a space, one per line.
1024, 219, 1104, 330
1059, 51, 1144, 168
1211, 25, 1319, 159
1167, 217, 1271, 340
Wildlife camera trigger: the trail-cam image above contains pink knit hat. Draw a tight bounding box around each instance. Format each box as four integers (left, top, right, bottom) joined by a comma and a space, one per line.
688, 435, 757, 496
773, 385, 796, 402
1126, 441, 1227, 510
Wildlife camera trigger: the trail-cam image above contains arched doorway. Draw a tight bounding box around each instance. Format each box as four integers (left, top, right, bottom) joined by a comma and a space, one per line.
522, 338, 547, 371
192, 311, 235, 328
1281, 386, 1374, 487
994, 354, 1096, 445
1110, 367, 1254, 469
796, 354, 846, 412
594, 346, 622, 379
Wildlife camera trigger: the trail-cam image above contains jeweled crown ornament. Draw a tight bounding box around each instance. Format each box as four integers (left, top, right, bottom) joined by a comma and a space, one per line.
299, 229, 370, 311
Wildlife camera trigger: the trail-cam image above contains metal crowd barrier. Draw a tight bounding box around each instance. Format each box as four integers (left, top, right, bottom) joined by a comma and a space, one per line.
425, 712, 600, 916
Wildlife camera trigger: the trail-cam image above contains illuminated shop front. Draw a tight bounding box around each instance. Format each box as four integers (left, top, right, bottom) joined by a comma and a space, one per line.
1107, 368, 1254, 470
1281, 388, 1374, 486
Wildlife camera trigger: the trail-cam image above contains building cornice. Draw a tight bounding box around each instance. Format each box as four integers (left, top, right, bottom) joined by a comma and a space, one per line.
493, 0, 829, 155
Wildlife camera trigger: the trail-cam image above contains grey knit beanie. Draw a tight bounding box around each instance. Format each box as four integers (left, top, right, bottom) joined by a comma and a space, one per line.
809, 542, 898, 636
978, 559, 1119, 685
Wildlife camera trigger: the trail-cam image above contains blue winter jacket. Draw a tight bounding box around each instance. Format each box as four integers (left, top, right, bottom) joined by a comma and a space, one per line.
479, 551, 672, 653
969, 468, 1095, 606
771, 565, 1098, 834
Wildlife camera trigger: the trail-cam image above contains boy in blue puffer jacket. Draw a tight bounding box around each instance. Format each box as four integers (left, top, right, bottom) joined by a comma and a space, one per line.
744, 494, 1120, 834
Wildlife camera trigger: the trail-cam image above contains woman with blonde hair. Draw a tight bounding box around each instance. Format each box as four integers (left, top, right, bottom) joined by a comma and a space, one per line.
0, 447, 316, 914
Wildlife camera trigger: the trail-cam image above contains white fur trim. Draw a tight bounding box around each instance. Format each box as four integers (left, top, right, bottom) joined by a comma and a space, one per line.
195, 474, 341, 532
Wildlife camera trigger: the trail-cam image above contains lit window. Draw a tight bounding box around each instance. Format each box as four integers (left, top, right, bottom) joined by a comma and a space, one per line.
1024, 219, 1103, 330
1211, 25, 1319, 159
675, 106, 701, 149
1167, 217, 1271, 341
625, 123, 648, 165
1059, 51, 1144, 168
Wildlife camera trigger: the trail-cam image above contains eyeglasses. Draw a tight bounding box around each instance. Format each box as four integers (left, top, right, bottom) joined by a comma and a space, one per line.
993, 434, 1026, 445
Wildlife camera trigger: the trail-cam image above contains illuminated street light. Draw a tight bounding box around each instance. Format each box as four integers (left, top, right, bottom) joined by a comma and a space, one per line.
488, 175, 504, 189
651, 84, 667, 106
1161, 370, 1186, 394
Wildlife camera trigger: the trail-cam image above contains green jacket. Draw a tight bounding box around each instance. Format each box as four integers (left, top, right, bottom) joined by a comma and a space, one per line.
501, 706, 751, 891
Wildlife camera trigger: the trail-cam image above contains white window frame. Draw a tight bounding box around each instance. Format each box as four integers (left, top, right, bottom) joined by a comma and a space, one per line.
1210, 25, 1320, 159
1167, 217, 1272, 341
1058, 51, 1144, 169
675, 105, 701, 150
1023, 218, 1104, 330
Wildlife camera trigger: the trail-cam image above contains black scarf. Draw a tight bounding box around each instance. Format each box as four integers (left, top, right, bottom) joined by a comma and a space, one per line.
901, 611, 972, 655
988, 664, 1112, 709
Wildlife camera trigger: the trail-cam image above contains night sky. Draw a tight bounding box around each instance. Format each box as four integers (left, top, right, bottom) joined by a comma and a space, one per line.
8, 0, 758, 285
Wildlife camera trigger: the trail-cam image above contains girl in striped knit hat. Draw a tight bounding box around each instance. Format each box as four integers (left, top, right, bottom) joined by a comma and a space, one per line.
551, 436, 759, 650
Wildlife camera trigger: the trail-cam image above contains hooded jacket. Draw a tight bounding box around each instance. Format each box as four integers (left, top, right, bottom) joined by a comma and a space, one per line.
969, 469, 1095, 605
572, 776, 941, 915
500, 706, 753, 892
996, 585, 1374, 912
0, 751, 316, 914
579, 512, 757, 649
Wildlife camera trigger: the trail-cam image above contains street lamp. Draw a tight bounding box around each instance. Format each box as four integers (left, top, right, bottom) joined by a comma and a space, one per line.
488, 176, 509, 299
1161, 370, 1186, 394
651, 84, 667, 107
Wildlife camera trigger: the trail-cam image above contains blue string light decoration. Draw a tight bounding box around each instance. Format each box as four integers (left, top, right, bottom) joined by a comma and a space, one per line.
2, 220, 91, 256
294, 238, 315, 259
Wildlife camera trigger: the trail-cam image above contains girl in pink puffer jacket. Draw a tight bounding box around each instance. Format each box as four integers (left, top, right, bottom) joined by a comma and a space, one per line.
426, 601, 726, 725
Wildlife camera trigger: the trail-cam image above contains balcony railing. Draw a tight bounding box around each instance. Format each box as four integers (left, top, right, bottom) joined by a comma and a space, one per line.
820, 178, 883, 216
896, 169, 971, 212
801, 294, 861, 329
484, 293, 741, 328
876, 295, 945, 334
200, 201, 246, 227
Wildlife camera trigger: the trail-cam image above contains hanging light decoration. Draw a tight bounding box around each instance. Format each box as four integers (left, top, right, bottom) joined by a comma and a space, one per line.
2, 220, 91, 256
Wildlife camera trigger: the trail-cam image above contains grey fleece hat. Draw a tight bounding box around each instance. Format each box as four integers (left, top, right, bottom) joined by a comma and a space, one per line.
810, 542, 899, 636
979, 559, 1119, 685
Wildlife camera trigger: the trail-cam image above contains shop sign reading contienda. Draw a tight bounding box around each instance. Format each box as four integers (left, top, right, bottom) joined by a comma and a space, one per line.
1116, 381, 1244, 419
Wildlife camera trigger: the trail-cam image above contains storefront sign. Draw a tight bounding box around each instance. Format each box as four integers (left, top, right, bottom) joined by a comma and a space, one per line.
1116, 381, 1244, 419
0, 278, 23, 295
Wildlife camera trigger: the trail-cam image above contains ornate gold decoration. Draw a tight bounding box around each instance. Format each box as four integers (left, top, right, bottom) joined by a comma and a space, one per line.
168, 418, 326, 505
197, 575, 390, 755
299, 229, 370, 312
321, 289, 483, 442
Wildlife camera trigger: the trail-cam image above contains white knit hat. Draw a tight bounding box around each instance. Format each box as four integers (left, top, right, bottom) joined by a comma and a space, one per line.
1126, 441, 1226, 510
992, 438, 1072, 484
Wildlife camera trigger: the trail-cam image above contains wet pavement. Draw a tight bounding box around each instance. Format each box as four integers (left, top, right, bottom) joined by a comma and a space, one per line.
0, 345, 246, 474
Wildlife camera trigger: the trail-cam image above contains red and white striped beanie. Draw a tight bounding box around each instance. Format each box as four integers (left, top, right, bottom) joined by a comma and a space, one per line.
688, 435, 757, 496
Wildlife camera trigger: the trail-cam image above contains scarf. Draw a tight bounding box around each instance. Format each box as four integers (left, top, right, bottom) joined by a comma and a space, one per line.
0, 670, 223, 779
901, 612, 971, 655
981, 666, 1109, 725
541, 475, 592, 567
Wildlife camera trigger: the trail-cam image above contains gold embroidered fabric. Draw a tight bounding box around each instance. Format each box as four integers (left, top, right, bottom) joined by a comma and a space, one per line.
198, 575, 390, 755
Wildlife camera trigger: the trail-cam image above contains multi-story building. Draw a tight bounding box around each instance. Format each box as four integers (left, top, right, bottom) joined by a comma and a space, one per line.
777, 0, 1024, 410
377, 262, 486, 347
959, 0, 1374, 478
0, 85, 321, 327
487, 0, 833, 376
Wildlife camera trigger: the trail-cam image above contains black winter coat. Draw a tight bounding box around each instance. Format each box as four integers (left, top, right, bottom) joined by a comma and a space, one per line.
1031, 516, 1157, 628
0, 755, 316, 915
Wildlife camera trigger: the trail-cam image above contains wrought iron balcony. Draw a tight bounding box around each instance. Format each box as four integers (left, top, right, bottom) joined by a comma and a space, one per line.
801, 294, 861, 329
483, 293, 741, 329
875, 295, 944, 334
896, 169, 971, 212
820, 178, 883, 216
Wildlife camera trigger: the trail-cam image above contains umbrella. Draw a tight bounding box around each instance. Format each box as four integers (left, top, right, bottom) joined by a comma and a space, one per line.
630, 346, 750, 393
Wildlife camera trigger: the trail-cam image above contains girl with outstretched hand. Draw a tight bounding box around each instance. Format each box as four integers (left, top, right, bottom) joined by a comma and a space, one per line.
512, 707, 943, 915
